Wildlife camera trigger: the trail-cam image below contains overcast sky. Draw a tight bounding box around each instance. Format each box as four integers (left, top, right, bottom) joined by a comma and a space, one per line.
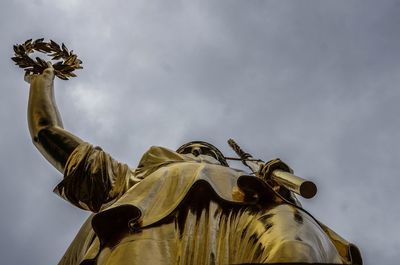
1, 1, 399, 264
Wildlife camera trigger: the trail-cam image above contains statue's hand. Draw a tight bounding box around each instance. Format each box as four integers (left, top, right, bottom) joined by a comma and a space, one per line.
24, 62, 54, 85
258, 158, 293, 179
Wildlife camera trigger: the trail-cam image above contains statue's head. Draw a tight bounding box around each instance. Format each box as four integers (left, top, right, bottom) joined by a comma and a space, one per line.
176, 141, 229, 167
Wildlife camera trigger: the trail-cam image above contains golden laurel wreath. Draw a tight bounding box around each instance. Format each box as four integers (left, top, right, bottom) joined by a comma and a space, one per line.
11, 38, 83, 80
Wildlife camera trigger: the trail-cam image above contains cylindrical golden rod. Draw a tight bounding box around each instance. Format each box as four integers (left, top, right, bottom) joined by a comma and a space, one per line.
271, 169, 317, 199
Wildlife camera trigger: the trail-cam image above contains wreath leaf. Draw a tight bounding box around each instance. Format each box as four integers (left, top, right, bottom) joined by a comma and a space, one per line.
11, 38, 83, 80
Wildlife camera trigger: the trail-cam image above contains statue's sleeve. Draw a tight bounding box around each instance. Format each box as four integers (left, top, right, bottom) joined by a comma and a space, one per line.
54, 142, 141, 212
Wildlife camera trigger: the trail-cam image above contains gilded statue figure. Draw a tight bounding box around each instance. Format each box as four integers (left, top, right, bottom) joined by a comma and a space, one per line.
25, 64, 362, 265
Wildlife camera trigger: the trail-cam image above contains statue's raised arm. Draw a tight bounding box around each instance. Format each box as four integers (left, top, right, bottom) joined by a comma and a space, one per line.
26, 63, 83, 173
25, 63, 137, 214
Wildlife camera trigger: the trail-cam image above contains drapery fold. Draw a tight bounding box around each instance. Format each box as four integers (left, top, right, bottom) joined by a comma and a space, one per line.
55, 143, 360, 265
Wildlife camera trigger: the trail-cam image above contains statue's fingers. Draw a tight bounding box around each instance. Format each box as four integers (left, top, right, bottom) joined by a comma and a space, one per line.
43, 61, 55, 80
259, 164, 267, 176
46, 61, 54, 69
24, 72, 35, 84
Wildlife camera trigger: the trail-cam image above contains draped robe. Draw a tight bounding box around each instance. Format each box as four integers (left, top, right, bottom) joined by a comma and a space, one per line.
55, 143, 361, 265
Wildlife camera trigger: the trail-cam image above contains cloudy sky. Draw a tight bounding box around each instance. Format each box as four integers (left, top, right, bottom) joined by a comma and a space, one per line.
1, 0, 399, 264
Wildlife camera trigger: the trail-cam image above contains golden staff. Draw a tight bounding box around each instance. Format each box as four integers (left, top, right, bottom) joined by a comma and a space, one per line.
227, 139, 317, 199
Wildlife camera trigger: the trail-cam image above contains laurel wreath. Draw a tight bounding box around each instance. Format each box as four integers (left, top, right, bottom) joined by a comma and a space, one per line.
11, 38, 83, 80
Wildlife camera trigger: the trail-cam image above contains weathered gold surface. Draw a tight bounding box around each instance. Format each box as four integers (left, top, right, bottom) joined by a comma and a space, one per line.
271, 169, 317, 199
26, 66, 362, 265
228, 139, 317, 199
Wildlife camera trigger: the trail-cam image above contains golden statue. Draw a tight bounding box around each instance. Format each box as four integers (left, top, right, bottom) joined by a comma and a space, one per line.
21, 47, 362, 264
